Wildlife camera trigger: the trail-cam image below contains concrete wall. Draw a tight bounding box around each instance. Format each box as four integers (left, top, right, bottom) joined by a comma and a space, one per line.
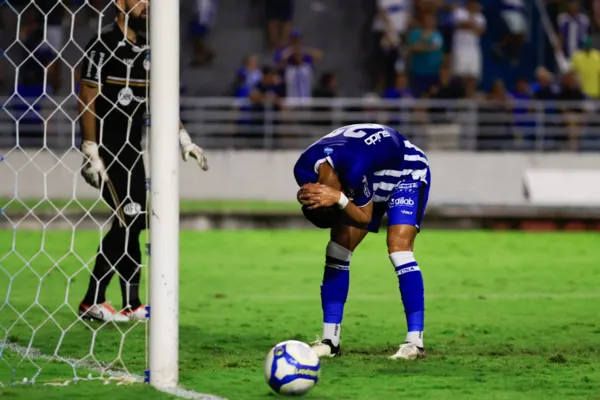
1, 150, 599, 205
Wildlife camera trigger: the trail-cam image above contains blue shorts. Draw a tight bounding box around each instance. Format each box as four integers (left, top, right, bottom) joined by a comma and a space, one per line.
366, 181, 430, 233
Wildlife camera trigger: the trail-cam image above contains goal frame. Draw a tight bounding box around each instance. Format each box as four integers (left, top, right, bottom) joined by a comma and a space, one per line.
148, 0, 180, 389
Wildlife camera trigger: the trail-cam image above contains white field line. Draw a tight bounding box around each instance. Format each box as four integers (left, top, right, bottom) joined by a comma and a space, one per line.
237, 292, 600, 301
1, 341, 227, 400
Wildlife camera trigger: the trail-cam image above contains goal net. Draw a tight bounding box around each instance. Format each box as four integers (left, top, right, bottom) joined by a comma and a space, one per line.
0, 0, 176, 388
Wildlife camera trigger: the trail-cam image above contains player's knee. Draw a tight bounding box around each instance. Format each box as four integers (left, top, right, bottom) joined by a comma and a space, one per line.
387, 224, 418, 253
325, 241, 352, 270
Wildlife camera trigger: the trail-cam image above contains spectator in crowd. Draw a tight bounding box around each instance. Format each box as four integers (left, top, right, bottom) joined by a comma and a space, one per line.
557, 71, 587, 150
36, 0, 64, 93
532, 67, 559, 148
312, 72, 338, 126
558, 0, 590, 60
429, 64, 464, 99
274, 30, 322, 70
570, 36, 600, 99
313, 72, 337, 98
250, 66, 286, 113
407, 13, 443, 97
493, 0, 527, 64
371, 0, 413, 91
235, 55, 263, 94
532, 67, 559, 99
594, 0, 600, 31
451, 0, 485, 85
511, 77, 536, 148
265, 0, 294, 50
283, 45, 315, 101
437, 0, 459, 66
478, 79, 513, 150
383, 72, 414, 99
15, 12, 56, 144
189, 0, 216, 67
428, 65, 464, 122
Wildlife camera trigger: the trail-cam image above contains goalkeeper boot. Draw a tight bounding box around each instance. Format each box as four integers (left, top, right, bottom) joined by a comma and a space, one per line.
121, 305, 148, 321
78, 302, 129, 323
389, 343, 426, 360
310, 337, 341, 358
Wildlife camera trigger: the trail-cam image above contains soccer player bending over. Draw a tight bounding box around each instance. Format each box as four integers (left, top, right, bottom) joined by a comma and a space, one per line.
77, 0, 208, 322
295, 123, 430, 360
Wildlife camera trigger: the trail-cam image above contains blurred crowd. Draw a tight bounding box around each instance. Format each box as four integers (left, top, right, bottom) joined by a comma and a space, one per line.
2, 0, 600, 151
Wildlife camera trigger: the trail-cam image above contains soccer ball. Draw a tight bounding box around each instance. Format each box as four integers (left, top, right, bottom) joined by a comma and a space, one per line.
264, 340, 321, 396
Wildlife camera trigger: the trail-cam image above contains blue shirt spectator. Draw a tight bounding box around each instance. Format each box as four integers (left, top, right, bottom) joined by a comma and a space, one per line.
558, 1, 590, 59
236, 55, 262, 91
407, 14, 443, 96
383, 73, 414, 99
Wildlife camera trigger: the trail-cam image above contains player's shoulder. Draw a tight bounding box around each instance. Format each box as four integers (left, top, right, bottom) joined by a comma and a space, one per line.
84, 24, 120, 50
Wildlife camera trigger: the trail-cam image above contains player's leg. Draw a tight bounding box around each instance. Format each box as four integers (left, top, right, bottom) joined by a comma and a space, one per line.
80, 154, 131, 322
312, 206, 385, 358
80, 152, 146, 322
117, 155, 147, 320
386, 183, 430, 360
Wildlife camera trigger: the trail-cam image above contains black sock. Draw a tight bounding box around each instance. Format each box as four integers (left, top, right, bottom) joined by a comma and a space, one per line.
82, 223, 143, 309
119, 227, 143, 310
82, 227, 125, 306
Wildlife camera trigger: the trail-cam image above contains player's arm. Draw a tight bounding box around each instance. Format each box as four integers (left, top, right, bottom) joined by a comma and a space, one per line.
78, 40, 108, 188
298, 183, 374, 226
178, 121, 209, 171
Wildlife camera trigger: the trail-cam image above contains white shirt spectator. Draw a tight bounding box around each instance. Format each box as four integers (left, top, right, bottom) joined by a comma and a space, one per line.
285, 63, 313, 101
196, 0, 216, 27
372, 0, 412, 34
452, 7, 486, 79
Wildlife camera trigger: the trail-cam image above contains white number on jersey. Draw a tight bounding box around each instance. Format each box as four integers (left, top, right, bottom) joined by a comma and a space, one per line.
322, 124, 386, 140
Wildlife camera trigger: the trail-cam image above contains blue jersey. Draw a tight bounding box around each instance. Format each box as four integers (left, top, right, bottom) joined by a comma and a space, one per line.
294, 124, 430, 208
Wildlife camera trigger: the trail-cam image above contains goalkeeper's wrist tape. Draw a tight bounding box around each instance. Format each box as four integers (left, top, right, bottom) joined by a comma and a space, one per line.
179, 128, 193, 147
337, 193, 349, 209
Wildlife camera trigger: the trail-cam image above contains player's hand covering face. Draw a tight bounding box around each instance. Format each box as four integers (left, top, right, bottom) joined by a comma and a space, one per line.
297, 183, 342, 210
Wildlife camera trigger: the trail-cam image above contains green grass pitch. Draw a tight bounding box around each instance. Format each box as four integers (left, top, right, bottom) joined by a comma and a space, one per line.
1, 230, 600, 399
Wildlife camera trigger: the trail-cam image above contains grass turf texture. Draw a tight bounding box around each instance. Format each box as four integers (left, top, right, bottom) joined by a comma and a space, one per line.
1, 230, 599, 399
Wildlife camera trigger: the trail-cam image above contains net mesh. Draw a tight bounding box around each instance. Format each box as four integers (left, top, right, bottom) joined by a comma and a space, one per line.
0, 0, 150, 386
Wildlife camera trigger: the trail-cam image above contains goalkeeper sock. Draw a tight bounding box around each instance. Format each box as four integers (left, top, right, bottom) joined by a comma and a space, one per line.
390, 251, 424, 348
82, 227, 123, 306
321, 241, 352, 347
118, 225, 143, 310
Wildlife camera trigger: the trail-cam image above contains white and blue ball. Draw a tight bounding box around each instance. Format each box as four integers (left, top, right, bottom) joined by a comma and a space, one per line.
264, 340, 320, 396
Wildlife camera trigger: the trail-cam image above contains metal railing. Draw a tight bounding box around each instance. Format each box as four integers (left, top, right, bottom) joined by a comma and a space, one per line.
2, 96, 600, 151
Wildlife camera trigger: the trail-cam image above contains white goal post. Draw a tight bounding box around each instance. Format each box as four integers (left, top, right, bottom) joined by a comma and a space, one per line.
149, 0, 180, 389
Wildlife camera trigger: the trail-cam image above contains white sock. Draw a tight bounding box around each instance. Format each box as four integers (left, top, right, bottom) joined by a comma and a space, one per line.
406, 331, 423, 348
323, 323, 341, 346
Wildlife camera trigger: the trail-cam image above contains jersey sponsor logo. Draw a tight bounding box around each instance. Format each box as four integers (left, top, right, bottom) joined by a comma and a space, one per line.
364, 130, 391, 146
388, 197, 415, 207
86, 50, 96, 79
123, 202, 142, 216
397, 182, 419, 189
324, 146, 333, 155
143, 52, 150, 71
118, 87, 134, 106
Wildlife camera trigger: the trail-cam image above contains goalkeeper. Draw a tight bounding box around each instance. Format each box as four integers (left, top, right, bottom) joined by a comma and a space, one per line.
77, 0, 208, 322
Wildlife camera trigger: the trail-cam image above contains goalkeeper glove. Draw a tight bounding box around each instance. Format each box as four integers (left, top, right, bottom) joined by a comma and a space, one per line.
179, 129, 209, 171
81, 140, 108, 189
